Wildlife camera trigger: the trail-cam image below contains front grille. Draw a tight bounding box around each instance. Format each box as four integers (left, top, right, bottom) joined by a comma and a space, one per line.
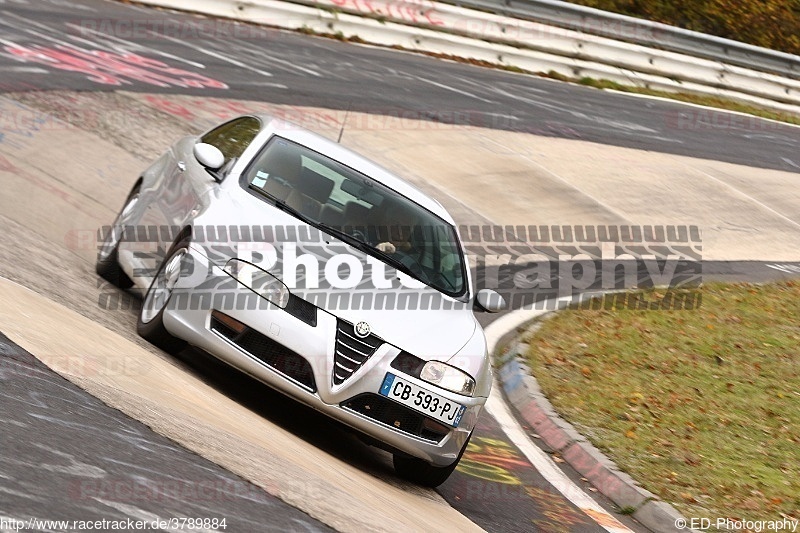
211, 313, 316, 392
342, 394, 450, 443
333, 320, 383, 385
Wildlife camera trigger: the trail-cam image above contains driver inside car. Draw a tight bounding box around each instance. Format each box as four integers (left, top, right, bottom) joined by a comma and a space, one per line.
375, 201, 417, 255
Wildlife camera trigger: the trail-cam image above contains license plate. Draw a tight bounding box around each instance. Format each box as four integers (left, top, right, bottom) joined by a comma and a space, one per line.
379, 373, 466, 428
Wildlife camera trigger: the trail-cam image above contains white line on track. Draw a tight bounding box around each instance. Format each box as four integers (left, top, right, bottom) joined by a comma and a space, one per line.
412, 74, 496, 103
483, 308, 634, 533
64, 23, 207, 69
152, 32, 289, 89
0, 65, 48, 73
781, 157, 800, 170
241, 45, 322, 78
486, 83, 684, 144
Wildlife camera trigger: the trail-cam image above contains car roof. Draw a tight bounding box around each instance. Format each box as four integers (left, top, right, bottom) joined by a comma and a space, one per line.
255, 114, 455, 225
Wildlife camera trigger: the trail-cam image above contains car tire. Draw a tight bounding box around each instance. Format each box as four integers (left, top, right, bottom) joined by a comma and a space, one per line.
96, 184, 141, 288
393, 432, 472, 487
137, 236, 190, 353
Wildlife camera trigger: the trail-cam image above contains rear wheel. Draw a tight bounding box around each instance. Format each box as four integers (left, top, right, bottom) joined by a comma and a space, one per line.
137, 236, 190, 352
96, 184, 140, 288
393, 432, 471, 487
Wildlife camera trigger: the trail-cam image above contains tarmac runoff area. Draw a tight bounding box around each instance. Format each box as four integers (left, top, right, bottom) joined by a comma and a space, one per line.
1, 90, 800, 529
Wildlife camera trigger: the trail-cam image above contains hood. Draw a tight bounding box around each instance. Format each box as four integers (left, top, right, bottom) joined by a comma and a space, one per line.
323, 293, 477, 358
196, 188, 477, 357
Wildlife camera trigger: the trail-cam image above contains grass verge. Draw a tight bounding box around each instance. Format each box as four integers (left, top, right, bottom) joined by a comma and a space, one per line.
523, 282, 800, 521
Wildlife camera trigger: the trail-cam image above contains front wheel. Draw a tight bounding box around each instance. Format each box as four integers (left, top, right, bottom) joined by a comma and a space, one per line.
393, 432, 472, 487
137, 237, 190, 352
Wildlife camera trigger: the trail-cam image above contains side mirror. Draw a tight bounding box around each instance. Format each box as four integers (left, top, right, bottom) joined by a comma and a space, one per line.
193, 143, 225, 170
475, 289, 506, 313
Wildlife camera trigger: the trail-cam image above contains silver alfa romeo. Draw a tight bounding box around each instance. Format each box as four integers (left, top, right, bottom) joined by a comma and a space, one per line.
97, 114, 505, 486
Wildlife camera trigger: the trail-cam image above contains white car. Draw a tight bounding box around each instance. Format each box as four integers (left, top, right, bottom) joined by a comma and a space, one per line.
97, 115, 505, 486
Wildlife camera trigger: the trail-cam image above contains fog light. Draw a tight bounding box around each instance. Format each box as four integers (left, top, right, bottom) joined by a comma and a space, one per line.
211, 310, 246, 334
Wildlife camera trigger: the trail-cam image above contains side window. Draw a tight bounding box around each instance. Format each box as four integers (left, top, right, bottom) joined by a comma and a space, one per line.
201, 116, 261, 167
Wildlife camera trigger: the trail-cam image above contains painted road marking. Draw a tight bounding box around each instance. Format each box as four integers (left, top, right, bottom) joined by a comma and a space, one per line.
153, 31, 283, 84
0, 65, 47, 73
242, 45, 323, 78
66, 23, 208, 69
483, 305, 634, 533
781, 157, 800, 169
413, 74, 496, 104
485, 386, 632, 533
0, 12, 227, 89
766, 263, 800, 273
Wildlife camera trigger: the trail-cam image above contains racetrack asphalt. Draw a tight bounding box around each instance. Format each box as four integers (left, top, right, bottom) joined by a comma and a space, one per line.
2, 0, 800, 531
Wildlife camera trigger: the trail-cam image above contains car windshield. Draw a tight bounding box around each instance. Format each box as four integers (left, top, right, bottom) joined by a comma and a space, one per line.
241, 136, 467, 297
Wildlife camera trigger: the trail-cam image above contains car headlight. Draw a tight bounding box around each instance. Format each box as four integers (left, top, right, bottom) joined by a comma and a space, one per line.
420, 361, 475, 396
223, 259, 290, 308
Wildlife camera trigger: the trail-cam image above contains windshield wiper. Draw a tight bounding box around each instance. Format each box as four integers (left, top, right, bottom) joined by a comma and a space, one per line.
248, 184, 315, 226
316, 223, 425, 283
316, 223, 366, 250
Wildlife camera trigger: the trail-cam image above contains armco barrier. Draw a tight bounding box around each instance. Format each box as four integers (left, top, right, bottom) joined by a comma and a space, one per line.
446, 0, 800, 80
297, 0, 800, 108
133, 0, 800, 114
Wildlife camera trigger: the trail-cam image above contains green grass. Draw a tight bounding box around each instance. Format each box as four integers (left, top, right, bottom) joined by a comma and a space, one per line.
524, 282, 800, 521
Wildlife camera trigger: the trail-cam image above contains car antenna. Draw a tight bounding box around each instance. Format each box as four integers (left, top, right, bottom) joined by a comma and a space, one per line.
337, 103, 351, 144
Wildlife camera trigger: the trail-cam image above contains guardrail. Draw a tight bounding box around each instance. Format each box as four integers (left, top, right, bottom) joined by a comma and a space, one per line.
299, 0, 800, 110
446, 0, 800, 80
134, 0, 800, 113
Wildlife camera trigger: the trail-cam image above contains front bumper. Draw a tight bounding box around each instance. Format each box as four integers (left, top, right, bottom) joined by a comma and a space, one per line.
161, 265, 486, 466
